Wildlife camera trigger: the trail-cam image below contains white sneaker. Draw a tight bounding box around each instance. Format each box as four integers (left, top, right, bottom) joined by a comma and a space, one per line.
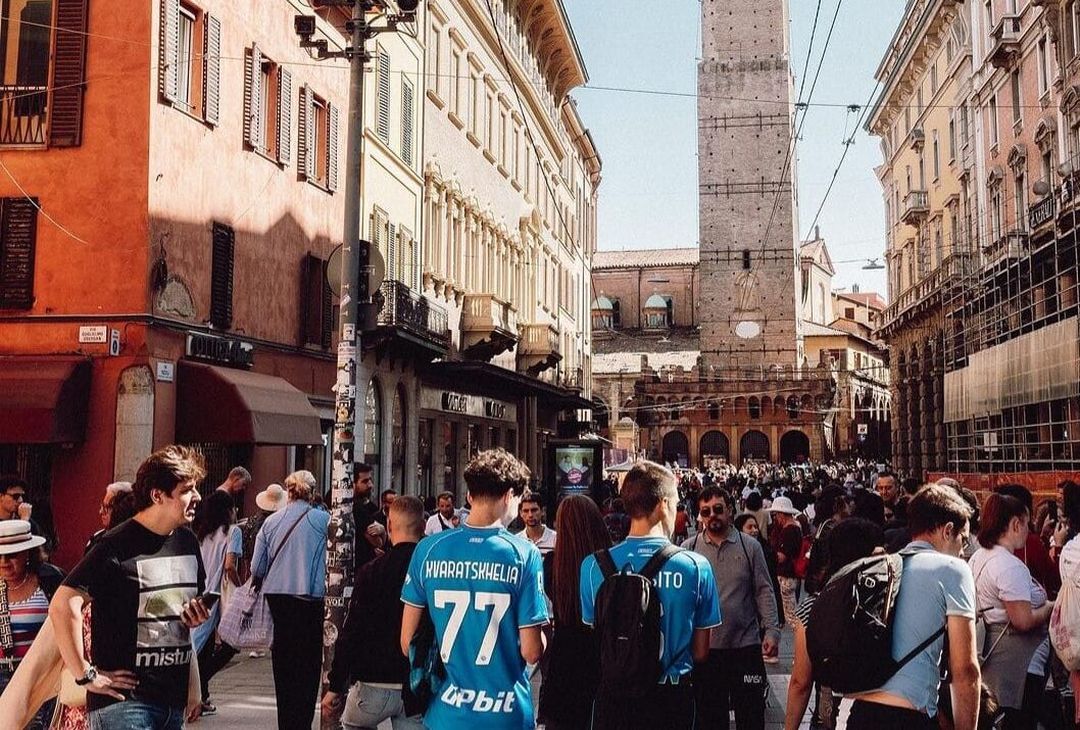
249, 650, 266, 658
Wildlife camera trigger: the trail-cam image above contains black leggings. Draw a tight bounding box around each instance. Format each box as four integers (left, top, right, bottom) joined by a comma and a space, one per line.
1001, 672, 1064, 730
196, 637, 238, 703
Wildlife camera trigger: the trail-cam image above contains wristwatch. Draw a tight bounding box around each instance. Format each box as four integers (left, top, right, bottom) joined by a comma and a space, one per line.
75, 665, 98, 686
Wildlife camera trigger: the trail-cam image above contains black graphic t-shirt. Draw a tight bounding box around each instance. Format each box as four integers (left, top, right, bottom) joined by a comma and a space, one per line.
64, 519, 205, 712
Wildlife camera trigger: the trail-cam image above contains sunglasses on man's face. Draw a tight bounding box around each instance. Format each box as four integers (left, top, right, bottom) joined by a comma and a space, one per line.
698, 504, 727, 518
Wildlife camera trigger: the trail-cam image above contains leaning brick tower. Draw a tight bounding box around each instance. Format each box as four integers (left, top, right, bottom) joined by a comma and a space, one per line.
697, 0, 803, 370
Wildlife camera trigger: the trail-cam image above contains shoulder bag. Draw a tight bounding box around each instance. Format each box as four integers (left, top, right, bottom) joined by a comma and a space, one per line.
218, 508, 311, 651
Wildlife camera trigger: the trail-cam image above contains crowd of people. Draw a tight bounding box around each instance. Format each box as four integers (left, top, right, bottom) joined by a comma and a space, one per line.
0, 451, 1078, 730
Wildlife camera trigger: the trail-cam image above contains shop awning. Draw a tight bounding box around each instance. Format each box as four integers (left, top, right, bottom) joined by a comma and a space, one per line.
176, 362, 323, 445
425, 361, 592, 410
0, 357, 91, 443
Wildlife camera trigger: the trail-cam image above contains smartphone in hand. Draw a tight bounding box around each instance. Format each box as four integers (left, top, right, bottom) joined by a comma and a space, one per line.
200, 592, 221, 610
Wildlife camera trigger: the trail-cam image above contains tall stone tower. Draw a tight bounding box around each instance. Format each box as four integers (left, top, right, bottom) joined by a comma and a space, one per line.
698, 0, 803, 369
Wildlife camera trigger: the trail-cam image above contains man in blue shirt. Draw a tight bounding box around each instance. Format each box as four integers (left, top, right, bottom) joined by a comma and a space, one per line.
848, 483, 980, 730
400, 449, 546, 730
580, 460, 720, 730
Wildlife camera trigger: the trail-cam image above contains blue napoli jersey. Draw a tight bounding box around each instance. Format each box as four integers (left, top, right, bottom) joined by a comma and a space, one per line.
580, 536, 721, 681
402, 523, 548, 730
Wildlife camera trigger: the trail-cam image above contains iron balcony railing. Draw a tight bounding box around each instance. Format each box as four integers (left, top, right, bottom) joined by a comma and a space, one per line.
377, 280, 449, 343
0, 85, 47, 145
881, 251, 975, 325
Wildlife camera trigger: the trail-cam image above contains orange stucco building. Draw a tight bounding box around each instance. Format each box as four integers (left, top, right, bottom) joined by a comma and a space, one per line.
0, 0, 357, 568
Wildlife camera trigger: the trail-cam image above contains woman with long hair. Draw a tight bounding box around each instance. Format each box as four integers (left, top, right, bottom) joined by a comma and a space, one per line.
970, 493, 1055, 730
191, 489, 243, 715
537, 495, 612, 730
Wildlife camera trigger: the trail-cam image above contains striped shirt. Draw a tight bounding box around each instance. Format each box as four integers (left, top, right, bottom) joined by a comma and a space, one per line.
2, 587, 49, 660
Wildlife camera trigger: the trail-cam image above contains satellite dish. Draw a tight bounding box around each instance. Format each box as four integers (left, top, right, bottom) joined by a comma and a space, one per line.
325, 241, 386, 299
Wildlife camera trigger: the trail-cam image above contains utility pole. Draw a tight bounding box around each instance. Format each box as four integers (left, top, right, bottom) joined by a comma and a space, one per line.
293, 3, 419, 727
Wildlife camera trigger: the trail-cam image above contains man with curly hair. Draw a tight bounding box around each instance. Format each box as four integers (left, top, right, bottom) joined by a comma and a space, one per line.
400, 449, 547, 730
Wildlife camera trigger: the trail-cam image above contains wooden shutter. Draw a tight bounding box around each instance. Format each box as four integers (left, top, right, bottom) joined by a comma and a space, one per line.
401, 78, 414, 166
0, 198, 38, 310
203, 14, 221, 126
328, 103, 340, 191
244, 45, 263, 150
277, 68, 292, 164
159, 0, 180, 103
210, 222, 234, 329
377, 50, 391, 143
301, 254, 331, 348
48, 0, 89, 146
297, 85, 310, 179
401, 226, 416, 290
387, 223, 397, 282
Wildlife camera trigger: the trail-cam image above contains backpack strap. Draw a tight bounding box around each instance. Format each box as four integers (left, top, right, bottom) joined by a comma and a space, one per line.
594, 548, 618, 579
640, 544, 681, 581
895, 624, 947, 669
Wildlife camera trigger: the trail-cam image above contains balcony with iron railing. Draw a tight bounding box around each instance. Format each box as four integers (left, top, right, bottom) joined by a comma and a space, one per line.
900, 190, 930, 225
461, 293, 518, 360
989, 14, 1022, 69
376, 280, 450, 346
559, 365, 585, 391
0, 86, 47, 145
881, 251, 975, 328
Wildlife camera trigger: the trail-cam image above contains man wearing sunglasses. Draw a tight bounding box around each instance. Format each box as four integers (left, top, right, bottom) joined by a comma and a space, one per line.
684, 486, 779, 730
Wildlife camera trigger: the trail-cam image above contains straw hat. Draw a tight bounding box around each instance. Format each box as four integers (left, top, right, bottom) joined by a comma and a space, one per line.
765, 496, 801, 516
0, 520, 46, 555
255, 484, 287, 512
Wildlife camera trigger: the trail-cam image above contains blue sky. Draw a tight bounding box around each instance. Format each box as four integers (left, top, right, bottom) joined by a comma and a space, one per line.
563, 0, 906, 296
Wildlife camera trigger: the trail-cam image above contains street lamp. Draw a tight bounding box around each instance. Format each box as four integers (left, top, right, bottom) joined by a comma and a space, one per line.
294, 3, 420, 721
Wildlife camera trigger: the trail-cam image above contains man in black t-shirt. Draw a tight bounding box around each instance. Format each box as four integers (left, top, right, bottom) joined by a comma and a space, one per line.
352, 463, 384, 569
49, 446, 211, 730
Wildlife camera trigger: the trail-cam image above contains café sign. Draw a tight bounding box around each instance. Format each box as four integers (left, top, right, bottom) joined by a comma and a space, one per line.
186, 333, 255, 368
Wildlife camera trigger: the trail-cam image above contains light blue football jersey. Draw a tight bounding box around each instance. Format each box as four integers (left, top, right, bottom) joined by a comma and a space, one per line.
580, 536, 721, 681
402, 523, 548, 729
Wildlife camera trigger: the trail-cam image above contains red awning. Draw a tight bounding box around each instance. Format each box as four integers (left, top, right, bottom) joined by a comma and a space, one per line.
176, 362, 323, 445
0, 357, 91, 443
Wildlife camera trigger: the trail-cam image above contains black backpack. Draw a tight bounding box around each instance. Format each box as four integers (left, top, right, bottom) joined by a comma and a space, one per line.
592, 543, 681, 699
806, 553, 945, 693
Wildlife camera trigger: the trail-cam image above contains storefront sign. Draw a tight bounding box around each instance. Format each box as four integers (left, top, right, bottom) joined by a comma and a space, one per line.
185, 333, 255, 368
422, 387, 516, 422
78, 325, 108, 344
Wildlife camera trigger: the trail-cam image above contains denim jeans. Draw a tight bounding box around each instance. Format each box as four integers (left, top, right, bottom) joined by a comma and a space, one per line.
0, 666, 55, 730
341, 683, 425, 730
88, 700, 183, 730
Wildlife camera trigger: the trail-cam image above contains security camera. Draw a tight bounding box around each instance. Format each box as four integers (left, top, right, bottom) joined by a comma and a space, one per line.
294, 15, 316, 40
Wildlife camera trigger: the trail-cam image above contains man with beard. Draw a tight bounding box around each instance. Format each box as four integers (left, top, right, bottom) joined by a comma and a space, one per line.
685, 486, 779, 729
353, 464, 385, 569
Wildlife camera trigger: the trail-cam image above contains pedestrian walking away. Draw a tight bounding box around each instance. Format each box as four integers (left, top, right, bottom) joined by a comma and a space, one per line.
581, 460, 720, 730
400, 448, 547, 730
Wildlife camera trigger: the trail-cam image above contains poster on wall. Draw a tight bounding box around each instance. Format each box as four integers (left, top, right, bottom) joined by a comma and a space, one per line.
555, 446, 595, 499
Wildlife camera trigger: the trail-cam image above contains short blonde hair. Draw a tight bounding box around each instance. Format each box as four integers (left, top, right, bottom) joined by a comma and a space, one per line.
284, 470, 317, 501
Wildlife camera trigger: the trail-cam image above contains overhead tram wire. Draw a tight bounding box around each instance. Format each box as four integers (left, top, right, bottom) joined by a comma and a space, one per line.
755, 0, 846, 266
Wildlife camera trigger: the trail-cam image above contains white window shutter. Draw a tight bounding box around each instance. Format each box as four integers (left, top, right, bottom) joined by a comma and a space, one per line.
297, 85, 310, 179
388, 223, 397, 281
277, 67, 292, 164
159, 0, 180, 103
203, 14, 221, 126
328, 102, 340, 191
244, 45, 263, 150
401, 78, 414, 166
377, 50, 391, 143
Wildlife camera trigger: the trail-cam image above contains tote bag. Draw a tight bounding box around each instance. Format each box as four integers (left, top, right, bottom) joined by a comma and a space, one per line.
218, 508, 309, 651
1050, 537, 1080, 670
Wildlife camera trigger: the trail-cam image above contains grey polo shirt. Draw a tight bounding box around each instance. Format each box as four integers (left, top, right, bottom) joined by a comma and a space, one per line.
682, 529, 780, 650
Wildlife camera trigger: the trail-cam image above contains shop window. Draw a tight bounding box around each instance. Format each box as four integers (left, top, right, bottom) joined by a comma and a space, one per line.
392, 385, 406, 492
364, 378, 381, 484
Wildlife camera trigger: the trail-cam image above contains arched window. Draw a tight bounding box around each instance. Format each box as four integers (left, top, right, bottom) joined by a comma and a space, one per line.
392, 385, 406, 492
749, 396, 761, 419
364, 378, 381, 483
